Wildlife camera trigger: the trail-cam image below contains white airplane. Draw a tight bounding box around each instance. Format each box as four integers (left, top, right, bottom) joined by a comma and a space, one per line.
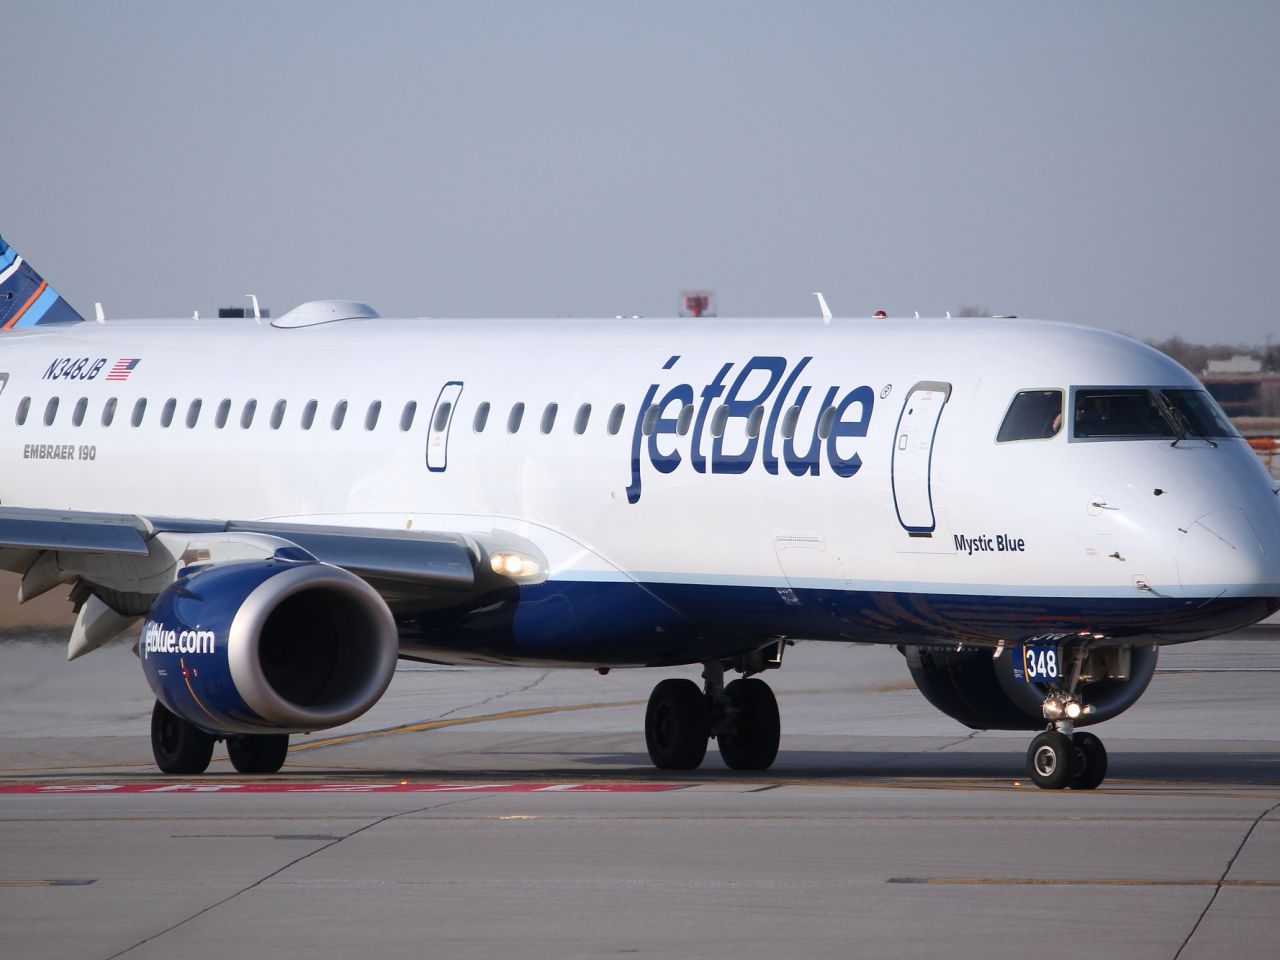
2, 232, 1278, 789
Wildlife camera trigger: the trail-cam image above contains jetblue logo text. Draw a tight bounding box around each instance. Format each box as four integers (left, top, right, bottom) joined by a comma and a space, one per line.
43, 357, 107, 381
141, 621, 217, 659
626, 355, 874, 503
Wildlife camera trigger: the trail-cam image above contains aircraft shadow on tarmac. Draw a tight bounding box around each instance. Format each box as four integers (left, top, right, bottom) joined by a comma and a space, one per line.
238, 748, 1280, 788
560, 748, 1280, 785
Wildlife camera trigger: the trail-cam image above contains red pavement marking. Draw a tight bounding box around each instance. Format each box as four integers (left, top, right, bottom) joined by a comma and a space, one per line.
0, 782, 683, 795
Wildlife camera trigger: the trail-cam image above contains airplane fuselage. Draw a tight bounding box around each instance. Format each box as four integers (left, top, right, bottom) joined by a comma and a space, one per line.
3, 314, 1277, 667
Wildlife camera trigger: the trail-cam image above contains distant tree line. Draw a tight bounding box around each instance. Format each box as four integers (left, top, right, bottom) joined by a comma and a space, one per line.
1144, 336, 1279, 377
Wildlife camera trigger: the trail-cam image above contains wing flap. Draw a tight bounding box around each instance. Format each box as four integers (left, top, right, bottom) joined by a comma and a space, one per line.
0, 507, 150, 555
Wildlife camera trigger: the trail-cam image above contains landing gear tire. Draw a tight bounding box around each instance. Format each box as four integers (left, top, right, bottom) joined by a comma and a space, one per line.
1027, 730, 1074, 790
226, 733, 290, 774
717, 678, 780, 771
1070, 731, 1108, 790
645, 678, 710, 770
150, 701, 215, 775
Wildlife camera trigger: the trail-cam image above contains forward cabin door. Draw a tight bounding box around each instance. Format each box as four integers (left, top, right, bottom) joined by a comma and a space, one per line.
426, 381, 464, 472
891, 380, 951, 535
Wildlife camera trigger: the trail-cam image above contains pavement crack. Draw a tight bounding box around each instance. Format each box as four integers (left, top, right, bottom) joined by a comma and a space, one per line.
859, 730, 982, 769
101, 794, 484, 960
431, 670, 551, 723
1171, 798, 1280, 960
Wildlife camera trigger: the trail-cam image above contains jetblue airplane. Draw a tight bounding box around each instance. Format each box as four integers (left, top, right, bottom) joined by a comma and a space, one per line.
2, 232, 1278, 789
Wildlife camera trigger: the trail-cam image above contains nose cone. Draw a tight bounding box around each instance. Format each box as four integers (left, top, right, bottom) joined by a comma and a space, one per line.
1178, 508, 1280, 598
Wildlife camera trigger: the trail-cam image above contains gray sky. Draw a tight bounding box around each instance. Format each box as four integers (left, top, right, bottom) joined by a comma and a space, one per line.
7, 1, 1278, 342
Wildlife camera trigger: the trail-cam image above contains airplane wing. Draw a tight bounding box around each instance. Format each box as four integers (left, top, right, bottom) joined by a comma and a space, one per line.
0, 505, 543, 659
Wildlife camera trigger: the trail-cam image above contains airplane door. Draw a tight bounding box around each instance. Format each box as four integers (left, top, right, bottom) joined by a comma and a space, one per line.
426, 381, 464, 473
891, 381, 951, 535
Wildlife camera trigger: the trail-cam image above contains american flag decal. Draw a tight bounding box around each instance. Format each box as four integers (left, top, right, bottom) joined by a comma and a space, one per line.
105, 358, 139, 381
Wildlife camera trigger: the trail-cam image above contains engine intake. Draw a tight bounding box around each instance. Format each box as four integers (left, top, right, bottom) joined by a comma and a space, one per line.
140, 557, 397, 734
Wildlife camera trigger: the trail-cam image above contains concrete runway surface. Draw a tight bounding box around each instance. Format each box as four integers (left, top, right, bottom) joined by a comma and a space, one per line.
2, 620, 1278, 960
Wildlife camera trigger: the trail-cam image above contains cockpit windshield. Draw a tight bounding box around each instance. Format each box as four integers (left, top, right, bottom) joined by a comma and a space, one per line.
1071, 387, 1239, 441
1159, 389, 1239, 439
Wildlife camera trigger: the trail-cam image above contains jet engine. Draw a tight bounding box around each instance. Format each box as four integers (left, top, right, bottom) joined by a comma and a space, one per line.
139, 556, 398, 734
901, 643, 1158, 730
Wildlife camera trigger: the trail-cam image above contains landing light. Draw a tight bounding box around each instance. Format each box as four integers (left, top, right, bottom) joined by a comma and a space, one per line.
489, 551, 541, 580
1042, 698, 1064, 720
1064, 701, 1083, 720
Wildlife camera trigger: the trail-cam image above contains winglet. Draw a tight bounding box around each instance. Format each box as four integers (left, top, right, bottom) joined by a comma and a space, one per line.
813, 292, 832, 323
0, 233, 85, 330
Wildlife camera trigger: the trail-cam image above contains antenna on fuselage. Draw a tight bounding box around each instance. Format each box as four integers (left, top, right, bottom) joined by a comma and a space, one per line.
246, 294, 261, 323
93, 303, 105, 323
813, 292, 832, 324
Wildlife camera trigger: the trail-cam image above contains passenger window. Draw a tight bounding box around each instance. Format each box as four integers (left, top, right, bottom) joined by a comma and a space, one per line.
101, 397, 117, 427
473, 401, 490, 433
400, 401, 417, 432
240, 399, 257, 429
73, 397, 88, 427
433, 401, 453, 432
44, 397, 59, 426
607, 403, 625, 436
781, 405, 800, 440
997, 390, 1063, 442
15, 396, 30, 426
186, 399, 202, 428
507, 402, 525, 434
676, 404, 694, 436
131, 398, 147, 427
710, 404, 728, 438
331, 400, 348, 430
817, 406, 836, 440
301, 399, 317, 430
215, 399, 231, 429
574, 403, 592, 435
746, 405, 764, 439
541, 402, 558, 434
1073, 389, 1175, 440
271, 400, 287, 430
365, 400, 381, 431
160, 398, 177, 428
641, 404, 659, 436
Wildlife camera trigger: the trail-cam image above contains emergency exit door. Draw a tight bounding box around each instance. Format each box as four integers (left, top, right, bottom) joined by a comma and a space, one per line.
891, 381, 951, 534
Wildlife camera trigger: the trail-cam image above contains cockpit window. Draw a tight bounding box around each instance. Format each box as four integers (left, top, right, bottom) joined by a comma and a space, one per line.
1073, 389, 1175, 440
1159, 389, 1239, 439
997, 390, 1063, 442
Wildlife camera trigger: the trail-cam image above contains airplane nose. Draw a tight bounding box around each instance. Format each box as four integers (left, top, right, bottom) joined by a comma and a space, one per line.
1177, 508, 1276, 597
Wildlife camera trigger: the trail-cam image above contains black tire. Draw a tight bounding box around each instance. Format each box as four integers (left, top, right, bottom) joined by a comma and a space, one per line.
1070, 731, 1108, 790
645, 678, 709, 770
1026, 730, 1074, 789
717, 678, 780, 771
226, 733, 290, 774
150, 701, 215, 775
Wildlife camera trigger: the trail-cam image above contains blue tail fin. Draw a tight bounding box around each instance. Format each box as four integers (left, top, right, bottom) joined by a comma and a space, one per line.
0, 233, 85, 330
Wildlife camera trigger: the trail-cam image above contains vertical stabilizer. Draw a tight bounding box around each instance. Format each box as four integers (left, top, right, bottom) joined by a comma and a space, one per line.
0, 234, 85, 329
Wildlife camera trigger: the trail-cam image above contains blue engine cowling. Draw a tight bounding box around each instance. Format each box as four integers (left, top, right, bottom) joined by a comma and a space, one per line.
139, 557, 398, 735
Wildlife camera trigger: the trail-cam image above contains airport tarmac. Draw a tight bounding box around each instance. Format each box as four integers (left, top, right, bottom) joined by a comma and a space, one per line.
2, 625, 1279, 959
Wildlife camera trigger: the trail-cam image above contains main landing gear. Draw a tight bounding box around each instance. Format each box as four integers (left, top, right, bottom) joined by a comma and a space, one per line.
644, 658, 782, 771
150, 701, 290, 775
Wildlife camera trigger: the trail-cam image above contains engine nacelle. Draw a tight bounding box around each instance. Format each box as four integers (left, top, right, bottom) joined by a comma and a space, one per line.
902, 644, 1158, 730
139, 557, 398, 735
